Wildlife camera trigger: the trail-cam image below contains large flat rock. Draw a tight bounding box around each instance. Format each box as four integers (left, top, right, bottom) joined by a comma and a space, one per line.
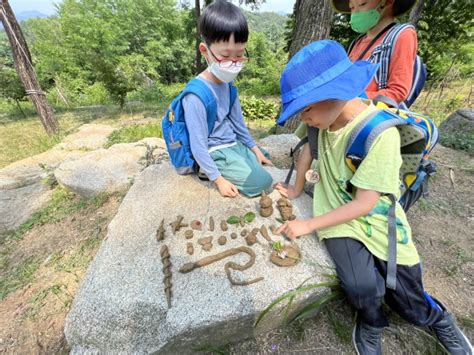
65, 162, 332, 353
54, 138, 167, 198
258, 134, 300, 169
0, 165, 53, 234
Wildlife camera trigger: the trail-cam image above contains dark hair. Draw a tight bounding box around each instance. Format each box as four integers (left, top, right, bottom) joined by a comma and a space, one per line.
199, 0, 249, 45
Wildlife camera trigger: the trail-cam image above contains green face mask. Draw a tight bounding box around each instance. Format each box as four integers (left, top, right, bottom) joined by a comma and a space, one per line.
350, 3, 383, 34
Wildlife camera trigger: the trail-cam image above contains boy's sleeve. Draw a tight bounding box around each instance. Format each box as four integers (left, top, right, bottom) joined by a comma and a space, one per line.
182, 94, 221, 181
227, 97, 256, 149
365, 28, 418, 103
350, 127, 402, 196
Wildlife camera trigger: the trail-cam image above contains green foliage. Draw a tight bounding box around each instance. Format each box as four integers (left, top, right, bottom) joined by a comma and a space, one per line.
0, 30, 27, 106
328, 1, 474, 80
240, 96, 279, 121
236, 32, 286, 96
255, 274, 344, 326
105, 123, 162, 148
440, 133, 474, 155
244, 10, 288, 51
415, 0, 474, 79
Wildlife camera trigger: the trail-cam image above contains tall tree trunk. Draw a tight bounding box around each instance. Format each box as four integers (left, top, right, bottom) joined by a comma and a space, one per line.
409, 0, 424, 26
0, 0, 59, 135
281, 0, 334, 132
195, 0, 203, 74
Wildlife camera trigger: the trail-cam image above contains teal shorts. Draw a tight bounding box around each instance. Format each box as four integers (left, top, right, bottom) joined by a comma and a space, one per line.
210, 141, 273, 197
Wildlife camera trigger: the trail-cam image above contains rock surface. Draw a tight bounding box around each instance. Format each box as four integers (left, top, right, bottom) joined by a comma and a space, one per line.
55, 124, 115, 151
0, 166, 52, 233
65, 162, 332, 354
258, 134, 300, 168
54, 138, 167, 198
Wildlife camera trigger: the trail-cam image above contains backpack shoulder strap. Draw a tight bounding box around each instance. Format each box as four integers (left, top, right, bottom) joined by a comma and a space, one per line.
182, 78, 218, 134
284, 126, 319, 186
229, 82, 238, 112
346, 109, 406, 171
376, 23, 415, 90
347, 34, 365, 55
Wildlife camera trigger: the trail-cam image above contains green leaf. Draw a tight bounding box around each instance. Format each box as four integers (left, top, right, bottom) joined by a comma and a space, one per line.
243, 212, 256, 223
226, 216, 241, 224
272, 240, 283, 252
254, 281, 339, 327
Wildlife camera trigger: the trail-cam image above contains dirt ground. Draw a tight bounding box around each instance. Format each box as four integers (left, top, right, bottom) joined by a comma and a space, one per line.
0, 145, 472, 354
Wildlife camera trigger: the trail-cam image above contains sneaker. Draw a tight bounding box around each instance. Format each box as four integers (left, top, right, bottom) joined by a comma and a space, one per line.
353, 316, 384, 355
430, 311, 473, 355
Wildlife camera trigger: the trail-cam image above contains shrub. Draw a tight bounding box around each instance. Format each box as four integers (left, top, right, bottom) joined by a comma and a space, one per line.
240, 96, 279, 121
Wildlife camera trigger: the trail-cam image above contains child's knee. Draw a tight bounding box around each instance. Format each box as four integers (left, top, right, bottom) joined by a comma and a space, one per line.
342, 277, 380, 309
241, 169, 273, 197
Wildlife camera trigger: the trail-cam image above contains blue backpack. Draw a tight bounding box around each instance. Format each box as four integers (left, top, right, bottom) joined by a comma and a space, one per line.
162, 78, 237, 174
348, 23, 427, 108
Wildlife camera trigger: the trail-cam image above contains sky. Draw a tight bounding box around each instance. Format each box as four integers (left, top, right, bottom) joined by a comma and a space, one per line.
9, 0, 296, 16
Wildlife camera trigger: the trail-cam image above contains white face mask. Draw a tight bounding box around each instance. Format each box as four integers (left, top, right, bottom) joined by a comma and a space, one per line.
208, 62, 243, 83
205, 46, 244, 83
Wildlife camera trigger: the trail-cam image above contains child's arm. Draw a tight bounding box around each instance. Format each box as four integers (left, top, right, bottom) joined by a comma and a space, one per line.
228, 97, 272, 165
183, 94, 239, 197
274, 143, 312, 198
365, 28, 417, 103
277, 187, 381, 239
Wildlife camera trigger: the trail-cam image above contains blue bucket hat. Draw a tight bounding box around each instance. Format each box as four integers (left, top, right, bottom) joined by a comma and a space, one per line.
277, 40, 379, 126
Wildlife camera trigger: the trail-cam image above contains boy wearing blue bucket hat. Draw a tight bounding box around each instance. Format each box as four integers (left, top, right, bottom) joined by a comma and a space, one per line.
274, 40, 472, 355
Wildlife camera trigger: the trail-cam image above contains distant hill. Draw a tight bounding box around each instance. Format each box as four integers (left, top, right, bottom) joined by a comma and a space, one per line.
0, 10, 49, 29
16, 10, 49, 22
244, 10, 289, 50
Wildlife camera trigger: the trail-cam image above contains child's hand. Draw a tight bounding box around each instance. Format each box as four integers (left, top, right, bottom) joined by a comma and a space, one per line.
214, 176, 239, 198
253, 147, 273, 166
273, 182, 302, 199
276, 219, 314, 239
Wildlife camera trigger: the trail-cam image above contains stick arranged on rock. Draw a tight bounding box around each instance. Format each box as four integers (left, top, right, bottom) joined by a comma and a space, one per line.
218, 235, 227, 246
184, 230, 194, 239
179, 246, 263, 286
170, 215, 188, 235
231, 232, 238, 239
260, 225, 272, 242
240, 229, 248, 237
156, 219, 165, 241
220, 220, 228, 232
209, 216, 215, 232
277, 198, 296, 221
259, 191, 273, 217
160, 245, 172, 308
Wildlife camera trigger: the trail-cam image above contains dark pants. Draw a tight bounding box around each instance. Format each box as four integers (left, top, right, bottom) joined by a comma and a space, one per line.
325, 238, 443, 328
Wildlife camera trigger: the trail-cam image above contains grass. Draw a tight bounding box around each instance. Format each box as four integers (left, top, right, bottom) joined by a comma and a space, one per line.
48, 230, 104, 274
0, 256, 40, 300
255, 273, 344, 327
0, 188, 113, 301
1, 188, 109, 245
105, 122, 162, 147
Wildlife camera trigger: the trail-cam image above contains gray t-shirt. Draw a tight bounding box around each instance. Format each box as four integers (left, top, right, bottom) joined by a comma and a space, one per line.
182, 76, 255, 181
